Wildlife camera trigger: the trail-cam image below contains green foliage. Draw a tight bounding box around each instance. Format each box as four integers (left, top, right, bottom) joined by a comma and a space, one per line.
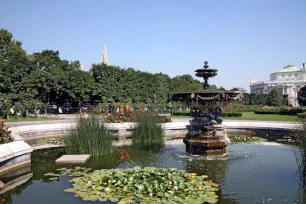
172, 111, 242, 117
242, 93, 269, 106
242, 93, 250, 105
229, 136, 266, 143
1, 29, 203, 108
63, 114, 112, 156
105, 111, 171, 123
0, 120, 14, 144
221, 112, 242, 117
255, 107, 304, 115
267, 88, 283, 106
298, 85, 306, 106
132, 112, 165, 149
223, 104, 260, 112
279, 107, 304, 115
57, 166, 219, 204
91, 64, 203, 106
297, 113, 306, 118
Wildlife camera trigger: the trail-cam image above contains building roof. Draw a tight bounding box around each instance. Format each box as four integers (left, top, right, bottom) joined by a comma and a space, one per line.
276, 65, 300, 73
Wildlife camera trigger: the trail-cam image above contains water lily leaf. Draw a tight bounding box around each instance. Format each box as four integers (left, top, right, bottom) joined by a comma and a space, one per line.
64, 188, 76, 192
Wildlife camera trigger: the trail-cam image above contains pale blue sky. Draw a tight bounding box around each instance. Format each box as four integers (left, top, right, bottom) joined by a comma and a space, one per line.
1, 0, 306, 90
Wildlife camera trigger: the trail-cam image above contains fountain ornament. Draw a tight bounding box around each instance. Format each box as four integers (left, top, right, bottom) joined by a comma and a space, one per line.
170, 61, 242, 156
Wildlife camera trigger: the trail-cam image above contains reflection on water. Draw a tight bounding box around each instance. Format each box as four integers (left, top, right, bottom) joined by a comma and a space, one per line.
0, 140, 301, 204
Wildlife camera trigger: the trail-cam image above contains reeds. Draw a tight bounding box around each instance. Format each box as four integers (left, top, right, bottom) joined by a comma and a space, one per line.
131, 112, 164, 149
292, 120, 306, 203
63, 114, 112, 156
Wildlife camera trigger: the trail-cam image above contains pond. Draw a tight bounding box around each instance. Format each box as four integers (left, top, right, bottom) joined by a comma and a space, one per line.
0, 140, 301, 204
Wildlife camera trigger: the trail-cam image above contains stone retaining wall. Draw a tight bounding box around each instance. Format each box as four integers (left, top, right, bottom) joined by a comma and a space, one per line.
0, 141, 33, 174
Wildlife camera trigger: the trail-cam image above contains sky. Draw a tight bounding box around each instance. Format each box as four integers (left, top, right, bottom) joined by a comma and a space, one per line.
1, 0, 306, 91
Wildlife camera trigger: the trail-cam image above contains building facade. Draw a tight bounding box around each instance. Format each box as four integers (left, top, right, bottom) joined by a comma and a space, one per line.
250, 63, 306, 107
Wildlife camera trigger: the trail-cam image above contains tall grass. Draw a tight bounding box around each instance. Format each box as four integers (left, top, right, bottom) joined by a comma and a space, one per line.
292, 121, 306, 203
63, 114, 112, 156
132, 112, 164, 149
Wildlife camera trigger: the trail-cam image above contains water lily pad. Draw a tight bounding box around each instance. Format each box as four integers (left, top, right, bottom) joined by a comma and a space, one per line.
42, 167, 220, 203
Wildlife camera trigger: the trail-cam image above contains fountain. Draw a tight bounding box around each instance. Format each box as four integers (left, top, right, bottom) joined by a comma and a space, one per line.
170, 61, 242, 156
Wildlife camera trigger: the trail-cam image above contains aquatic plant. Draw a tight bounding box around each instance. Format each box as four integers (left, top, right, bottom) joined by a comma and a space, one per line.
132, 112, 164, 149
44, 166, 219, 203
292, 121, 306, 203
229, 136, 266, 144
63, 114, 112, 156
46, 137, 64, 145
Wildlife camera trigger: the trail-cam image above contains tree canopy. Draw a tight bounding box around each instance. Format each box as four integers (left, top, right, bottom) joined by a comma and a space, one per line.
0, 29, 204, 109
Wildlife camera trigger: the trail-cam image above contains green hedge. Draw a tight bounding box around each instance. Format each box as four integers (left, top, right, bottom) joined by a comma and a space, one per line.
255, 108, 304, 115
172, 112, 242, 117
254, 110, 280, 114
172, 112, 190, 116
279, 108, 304, 115
221, 112, 242, 117
297, 113, 306, 118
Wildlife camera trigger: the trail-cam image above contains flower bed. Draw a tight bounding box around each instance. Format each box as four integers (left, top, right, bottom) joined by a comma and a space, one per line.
105, 112, 171, 123
45, 166, 219, 204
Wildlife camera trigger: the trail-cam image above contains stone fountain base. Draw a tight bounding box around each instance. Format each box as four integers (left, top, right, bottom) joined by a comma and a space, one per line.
184, 124, 230, 156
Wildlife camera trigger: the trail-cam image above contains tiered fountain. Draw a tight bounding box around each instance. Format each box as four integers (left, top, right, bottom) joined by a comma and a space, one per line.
170, 61, 242, 156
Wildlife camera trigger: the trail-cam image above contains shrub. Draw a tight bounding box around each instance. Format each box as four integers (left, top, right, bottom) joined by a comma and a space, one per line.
172, 112, 190, 116
279, 107, 304, 115
63, 114, 112, 156
297, 113, 306, 118
254, 110, 280, 114
172, 111, 242, 117
0, 120, 14, 144
105, 111, 171, 123
221, 112, 242, 117
223, 104, 261, 112
132, 112, 164, 149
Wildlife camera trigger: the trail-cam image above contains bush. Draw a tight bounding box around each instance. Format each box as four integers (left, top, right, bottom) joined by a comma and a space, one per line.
223, 104, 261, 112
105, 111, 171, 123
63, 114, 113, 156
172, 111, 242, 117
254, 110, 280, 114
221, 112, 242, 117
297, 113, 306, 118
255, 107, 304, 115
279, 107, 304, 115
132, 112, 164, 149
0, 120, 14, 144
172, 112, 190, 116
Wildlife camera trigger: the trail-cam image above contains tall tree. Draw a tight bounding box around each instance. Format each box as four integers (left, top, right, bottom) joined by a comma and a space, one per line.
0, 29, 35, 97
298, 85, 306, 106
267, 88, 282, 106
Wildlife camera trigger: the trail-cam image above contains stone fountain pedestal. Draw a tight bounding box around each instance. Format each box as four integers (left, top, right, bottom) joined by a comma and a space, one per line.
170, 61, 242, 156
184, 123, 230, 156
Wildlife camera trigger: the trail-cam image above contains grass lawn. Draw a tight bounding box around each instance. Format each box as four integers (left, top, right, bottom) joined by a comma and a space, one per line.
1, 116, 62, 122
172, 112, 299, 122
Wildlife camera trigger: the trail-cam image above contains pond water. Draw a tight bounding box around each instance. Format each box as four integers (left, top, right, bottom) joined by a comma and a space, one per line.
0, 140, 302, 204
